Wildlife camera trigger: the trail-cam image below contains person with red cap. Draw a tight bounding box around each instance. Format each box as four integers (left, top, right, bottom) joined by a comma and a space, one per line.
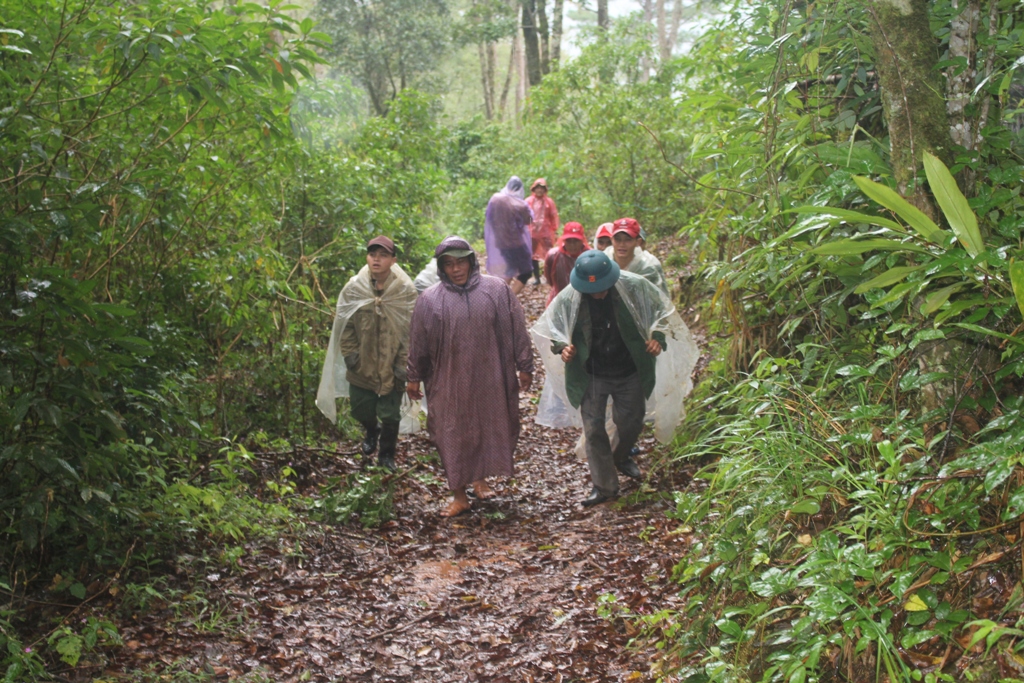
543, 222, 590, 307
593, 223, 614, 251
526, 178, 560, 286
316, 236, 418, 471
606, 217, 668, 295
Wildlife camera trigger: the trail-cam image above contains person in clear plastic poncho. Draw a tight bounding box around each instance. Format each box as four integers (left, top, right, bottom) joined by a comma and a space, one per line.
604, 217, 668, 296
532, 250, 698, 506
316, 236, 420, 471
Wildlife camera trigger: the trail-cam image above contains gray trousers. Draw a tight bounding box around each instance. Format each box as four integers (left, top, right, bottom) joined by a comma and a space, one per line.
580, 373, 645, 496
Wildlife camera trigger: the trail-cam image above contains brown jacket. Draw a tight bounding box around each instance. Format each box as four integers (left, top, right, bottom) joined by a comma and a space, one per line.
338, 270, 409, 395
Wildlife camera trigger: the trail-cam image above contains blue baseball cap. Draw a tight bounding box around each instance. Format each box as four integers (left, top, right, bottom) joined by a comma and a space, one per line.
570, 250, 620, 294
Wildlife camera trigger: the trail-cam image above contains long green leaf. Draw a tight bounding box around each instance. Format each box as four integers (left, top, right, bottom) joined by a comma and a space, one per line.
853, 176, 945, 244
922, 152, 984, 257
1011, 261, 1024, 319
786, 205, 906, 233
854, 266, 922, 294
809, 238, 929, 256
920, 284, 963, 316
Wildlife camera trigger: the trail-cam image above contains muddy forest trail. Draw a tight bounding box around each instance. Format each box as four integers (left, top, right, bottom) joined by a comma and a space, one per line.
100, 267, 705, 683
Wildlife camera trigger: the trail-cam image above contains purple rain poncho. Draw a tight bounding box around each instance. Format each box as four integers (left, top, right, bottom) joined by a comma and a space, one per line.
484, 176, 534, 280
407, 237, 535, 490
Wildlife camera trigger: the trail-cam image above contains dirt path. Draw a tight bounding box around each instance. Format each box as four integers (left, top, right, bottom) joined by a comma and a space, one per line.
105, 280, 701, 683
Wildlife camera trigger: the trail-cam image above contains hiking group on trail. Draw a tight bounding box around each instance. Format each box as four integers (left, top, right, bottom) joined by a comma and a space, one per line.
317, 176, 698, 516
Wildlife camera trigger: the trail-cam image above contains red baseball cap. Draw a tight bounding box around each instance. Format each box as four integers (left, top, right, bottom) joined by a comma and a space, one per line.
366, 235, 397, 255
558, 222, 590, 249
594, 223, 614, 241
612, 218, 640, 238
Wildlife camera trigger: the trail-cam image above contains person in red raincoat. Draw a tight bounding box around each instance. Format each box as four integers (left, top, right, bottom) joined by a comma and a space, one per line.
594, 222, 614, 251
525, 178, 559, 286
543, 222, 590, 307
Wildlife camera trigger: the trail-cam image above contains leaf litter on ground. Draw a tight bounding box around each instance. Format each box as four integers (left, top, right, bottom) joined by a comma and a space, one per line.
81, 265, 706, 682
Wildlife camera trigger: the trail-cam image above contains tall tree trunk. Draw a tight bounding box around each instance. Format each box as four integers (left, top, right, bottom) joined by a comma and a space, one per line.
521, 0, 543, 86
866, 0, 954, 203
641, 0, 653, 82
597, 0, 609, 33
551, 0, 563, 71
478, 42, 494, 119
668, 0, 684, 54
538, 0, 550, 75
947, 0, 980, 150
657, 0, 669, 64
487, 41, 497, 113
499, 34, 517, 119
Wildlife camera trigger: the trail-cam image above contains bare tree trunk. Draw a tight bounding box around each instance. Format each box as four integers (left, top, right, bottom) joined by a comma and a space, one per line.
640, 0, 653, 81
487, 41, 497, 113
478, 42, 494, 119
551, 0, 563, 71
597, 0, 609, 32
538, 0, 550, 75
521, 0, 543, 86
516, 30, 527, 119
866, 0, 954, 204
947, 0, 980, 150
657, 0, 669, 64
977, 0, 999, 141
499, 34, 517, 119
668, 0, 684, 54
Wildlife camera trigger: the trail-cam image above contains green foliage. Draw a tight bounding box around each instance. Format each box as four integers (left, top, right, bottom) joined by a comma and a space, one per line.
0, 0, 446, 585
441, 17, 699, 239
313, 0, 451, 115
309, 470, 395, 528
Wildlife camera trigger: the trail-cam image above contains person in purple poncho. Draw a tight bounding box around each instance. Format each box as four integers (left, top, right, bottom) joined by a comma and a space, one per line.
483, 176, 534, 295
406, 237, 535, 517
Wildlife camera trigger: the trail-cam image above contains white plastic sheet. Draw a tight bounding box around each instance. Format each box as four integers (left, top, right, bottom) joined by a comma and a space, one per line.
605, 245, 669, 295
413, 258, 440, 293
531, 270, 698, 444
316, 263, 421, 433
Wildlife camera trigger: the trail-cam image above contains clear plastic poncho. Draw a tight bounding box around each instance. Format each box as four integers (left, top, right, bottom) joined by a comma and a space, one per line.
531, 270, 698, 444
316, 263, 421, 433
605, 245, 669, 296
413, 258, 440, 293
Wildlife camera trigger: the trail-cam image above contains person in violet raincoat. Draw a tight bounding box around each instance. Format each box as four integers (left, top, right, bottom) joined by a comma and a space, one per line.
526, 178, 559, 286
543, 221, 590, 307
406, 237, 535, 517
484, 176, 534, 295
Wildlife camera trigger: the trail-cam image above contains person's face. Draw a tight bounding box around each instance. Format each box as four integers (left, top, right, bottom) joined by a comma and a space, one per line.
589, 289, 611, 300
441, 254, 471, 286
367, 247, 396, 278
532, 185, 547, 199
597, 237, 612, 250
613, 232, 637, 259
563, 238, 584, 257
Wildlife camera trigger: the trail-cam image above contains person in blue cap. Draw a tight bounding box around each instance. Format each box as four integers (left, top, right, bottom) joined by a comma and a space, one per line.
549, 250, 666, 506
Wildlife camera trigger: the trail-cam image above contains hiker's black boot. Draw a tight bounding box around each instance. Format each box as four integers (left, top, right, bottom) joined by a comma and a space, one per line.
616, 458, 642, 479
361, 422, 380, 456
377, 422, 399, 472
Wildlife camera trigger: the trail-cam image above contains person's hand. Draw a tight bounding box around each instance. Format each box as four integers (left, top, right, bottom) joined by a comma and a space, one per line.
560, 344, 576, 363
645, 339, 663, 356
406, 381, 423, 401
518, 372, 533, 392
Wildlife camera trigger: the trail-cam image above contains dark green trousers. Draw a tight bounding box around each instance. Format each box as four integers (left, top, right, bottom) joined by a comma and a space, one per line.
349, 384, 403, 426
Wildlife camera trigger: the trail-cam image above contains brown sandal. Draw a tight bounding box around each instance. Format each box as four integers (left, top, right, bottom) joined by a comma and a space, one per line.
440, 499, 471, 517
473, 481, 497, 500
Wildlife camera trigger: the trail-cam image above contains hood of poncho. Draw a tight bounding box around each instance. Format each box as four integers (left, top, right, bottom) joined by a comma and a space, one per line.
501, 176, 525, 200
434, 236, 481, 289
